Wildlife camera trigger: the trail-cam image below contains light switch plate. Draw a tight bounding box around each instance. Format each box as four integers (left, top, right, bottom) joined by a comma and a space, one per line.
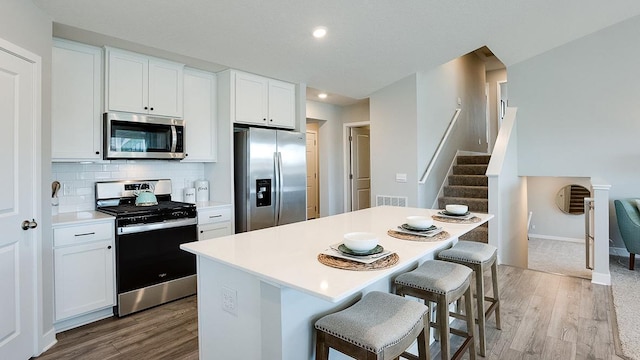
395, 173, 407, 183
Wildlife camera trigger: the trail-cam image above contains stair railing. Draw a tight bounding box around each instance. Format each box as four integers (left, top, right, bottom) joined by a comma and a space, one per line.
419, 108, 461, 184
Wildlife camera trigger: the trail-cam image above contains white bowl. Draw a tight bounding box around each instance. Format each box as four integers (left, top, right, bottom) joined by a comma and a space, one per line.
343, 232, 378, 252
445, 204, 468, 214
406, 216, 434, 229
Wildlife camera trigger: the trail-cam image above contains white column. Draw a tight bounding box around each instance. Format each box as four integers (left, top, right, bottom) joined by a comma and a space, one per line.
590, 180, 611, 285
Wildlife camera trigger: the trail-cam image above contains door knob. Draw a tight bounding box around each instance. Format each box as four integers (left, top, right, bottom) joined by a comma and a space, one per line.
21, 219, 38, 230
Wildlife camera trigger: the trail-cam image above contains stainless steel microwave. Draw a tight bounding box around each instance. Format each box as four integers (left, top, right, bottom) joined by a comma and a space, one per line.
103, 112, 185, 160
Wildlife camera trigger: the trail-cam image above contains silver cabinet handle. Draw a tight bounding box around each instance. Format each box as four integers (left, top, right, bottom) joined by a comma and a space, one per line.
209, 215, 222, 218
21, 219, 37, 230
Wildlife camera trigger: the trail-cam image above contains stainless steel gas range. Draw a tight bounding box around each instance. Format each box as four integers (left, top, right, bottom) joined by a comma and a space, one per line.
95, 179, 197, 317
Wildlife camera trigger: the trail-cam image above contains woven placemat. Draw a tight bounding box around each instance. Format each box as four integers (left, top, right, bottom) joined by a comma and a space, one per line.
317, 253, 399, 271
431, 215, 482, 224
387, 230, 450, 242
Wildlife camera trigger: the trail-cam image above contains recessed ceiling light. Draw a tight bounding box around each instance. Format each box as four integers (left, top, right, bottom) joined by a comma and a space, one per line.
312, 26, 327, 39
318, 93, 328, 99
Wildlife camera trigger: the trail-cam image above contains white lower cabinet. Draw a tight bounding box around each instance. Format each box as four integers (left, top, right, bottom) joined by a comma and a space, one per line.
199, 222, 232, 240
197, 204, 233, 240
53, 220, 115, 328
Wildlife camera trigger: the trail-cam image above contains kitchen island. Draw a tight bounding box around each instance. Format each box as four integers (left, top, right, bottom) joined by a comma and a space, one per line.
181, 206, 493, 360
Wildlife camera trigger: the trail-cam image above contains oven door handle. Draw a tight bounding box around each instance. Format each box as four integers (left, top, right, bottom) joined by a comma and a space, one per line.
118, 217, 197, 235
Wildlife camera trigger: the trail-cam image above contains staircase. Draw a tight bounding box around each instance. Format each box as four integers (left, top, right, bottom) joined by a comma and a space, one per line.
438, 154, 490, 243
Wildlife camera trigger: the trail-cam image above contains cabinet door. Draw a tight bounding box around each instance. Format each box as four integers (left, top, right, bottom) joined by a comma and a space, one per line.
106, 49, 148, 114
198, 222, 232, 241
268, 80, 296, 129
54, 240, 114, 321
182, 68, 217, 162
52, 39, 102, 160
234, 72, 268, 125
148, 59, 184, 118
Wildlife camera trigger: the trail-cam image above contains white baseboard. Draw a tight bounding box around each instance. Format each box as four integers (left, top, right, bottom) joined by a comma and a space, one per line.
527, 233, 584, 243
37, 327, 57, 356
54, 307, 114, 333
591, 271, 611, 286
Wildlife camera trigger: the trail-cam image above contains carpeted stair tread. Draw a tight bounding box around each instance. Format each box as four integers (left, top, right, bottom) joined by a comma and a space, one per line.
452, 164, 488, 175
455, 155, 491, 165
459, 226, 488, 243
437, 154, 492, 243
438, 197, 488, 213
448, 175, 488, 186
443, 185, 488, 199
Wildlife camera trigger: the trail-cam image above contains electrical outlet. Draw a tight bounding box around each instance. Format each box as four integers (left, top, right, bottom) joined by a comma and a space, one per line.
221, 286, 237, 316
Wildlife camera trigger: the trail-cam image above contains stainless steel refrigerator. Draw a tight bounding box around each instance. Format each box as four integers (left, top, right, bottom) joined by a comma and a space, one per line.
234, 127, 307, 232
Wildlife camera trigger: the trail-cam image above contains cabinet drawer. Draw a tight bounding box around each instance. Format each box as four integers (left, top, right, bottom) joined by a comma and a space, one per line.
54, 222, 113, 247
197, 207, 231, 225
198, 222, 232, 241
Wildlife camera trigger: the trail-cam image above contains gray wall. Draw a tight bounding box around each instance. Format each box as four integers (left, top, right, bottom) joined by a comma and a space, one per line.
369, 53, 487, 209
527, 176, 591, 241
486, 69, 507, 153
0, 0, 54, 350
509, 14, 640, 248
307, 99, 370, 216
370, 74, 420, 206
417, 53, 487, 207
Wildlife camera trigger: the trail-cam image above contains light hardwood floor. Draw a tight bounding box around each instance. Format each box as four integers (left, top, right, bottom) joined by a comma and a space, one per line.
34, 266, 625, 360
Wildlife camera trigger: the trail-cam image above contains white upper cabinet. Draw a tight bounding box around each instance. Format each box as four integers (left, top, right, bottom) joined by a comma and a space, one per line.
105, 47, 184, 118
235, 72, 268, 125
233, 71, 295, 129
267, 79, 296, 128
52, 39, 103, 161
182, 68, 217, 162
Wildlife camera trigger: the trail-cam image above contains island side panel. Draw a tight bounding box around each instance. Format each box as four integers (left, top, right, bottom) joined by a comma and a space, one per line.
197, 257, 264, 359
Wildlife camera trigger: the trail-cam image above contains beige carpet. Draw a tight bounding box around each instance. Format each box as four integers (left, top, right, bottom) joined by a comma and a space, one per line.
528, 237, 592, 279
610, 255, 640, 360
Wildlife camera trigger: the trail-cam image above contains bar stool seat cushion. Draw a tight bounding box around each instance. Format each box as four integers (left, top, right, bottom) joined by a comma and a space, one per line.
438, 241, 497, 264
395, 260, 472, 295
314, 291, 427, 354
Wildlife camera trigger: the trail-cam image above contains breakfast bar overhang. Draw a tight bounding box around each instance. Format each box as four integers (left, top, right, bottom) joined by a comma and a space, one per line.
181, 206, 493, 360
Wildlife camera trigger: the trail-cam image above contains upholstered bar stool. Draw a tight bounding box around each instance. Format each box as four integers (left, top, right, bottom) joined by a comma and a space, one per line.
315, 291, 429, 360
395, 260, 476, 360
438, 241, 501, 357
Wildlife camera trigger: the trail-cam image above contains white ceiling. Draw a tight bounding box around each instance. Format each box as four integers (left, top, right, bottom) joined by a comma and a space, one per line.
33, 0, 640, 104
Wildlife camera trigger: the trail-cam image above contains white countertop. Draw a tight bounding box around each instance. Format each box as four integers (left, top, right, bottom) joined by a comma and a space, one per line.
52, 210, 115, 226
181, 206, 493, 303
195, 201, 232, 209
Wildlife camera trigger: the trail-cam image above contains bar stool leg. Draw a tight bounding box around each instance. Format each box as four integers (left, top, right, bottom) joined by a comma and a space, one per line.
491, 261, 501, 330
316, 331, 329, 360
437, 296, 450, 360
463, 284, 477, 360
473, 263, 487, 357
430, 301, 440, 342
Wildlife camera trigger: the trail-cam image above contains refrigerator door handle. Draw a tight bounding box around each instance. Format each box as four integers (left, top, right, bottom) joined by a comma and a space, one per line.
273, 152, 280, 225
276, 152, 284, 225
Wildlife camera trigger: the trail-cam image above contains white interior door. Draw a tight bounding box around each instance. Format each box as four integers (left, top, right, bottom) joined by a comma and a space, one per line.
0, 42, 38, 359
306, 130, 318, 219
349, 127, 370, 211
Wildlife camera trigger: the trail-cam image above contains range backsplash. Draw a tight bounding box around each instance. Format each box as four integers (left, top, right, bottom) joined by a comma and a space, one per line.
52, 161, 205, 213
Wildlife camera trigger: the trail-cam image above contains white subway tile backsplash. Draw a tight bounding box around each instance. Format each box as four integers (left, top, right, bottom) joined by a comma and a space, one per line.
94, 171, 111, 179
52, 161, 206, 213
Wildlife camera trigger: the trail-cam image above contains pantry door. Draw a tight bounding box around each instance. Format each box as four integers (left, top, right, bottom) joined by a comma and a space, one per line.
0, 38, 40, 359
